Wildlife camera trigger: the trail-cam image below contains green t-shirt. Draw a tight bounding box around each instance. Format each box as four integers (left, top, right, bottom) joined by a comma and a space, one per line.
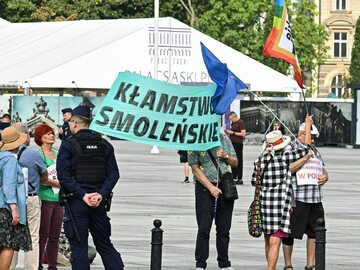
188, 134, 236, 183
38, 149, 59, 202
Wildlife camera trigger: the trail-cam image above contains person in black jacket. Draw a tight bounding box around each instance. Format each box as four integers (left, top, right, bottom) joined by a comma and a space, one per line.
59, 108, 72, 140
56, 105, 124, 270
0, 113, 11, 131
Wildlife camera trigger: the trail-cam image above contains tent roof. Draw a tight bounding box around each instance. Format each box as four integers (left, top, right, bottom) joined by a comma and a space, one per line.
0, 17, 301, 93
0, 18, 10, 25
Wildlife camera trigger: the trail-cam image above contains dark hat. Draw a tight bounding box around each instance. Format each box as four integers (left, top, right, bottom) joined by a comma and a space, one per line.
61, 108, 72, 114
1, 113, 11, 119
72, 105, 91, 118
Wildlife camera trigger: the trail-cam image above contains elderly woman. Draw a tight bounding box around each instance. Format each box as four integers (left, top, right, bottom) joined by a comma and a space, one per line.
0, 127, 32, 269
34, 124, 64, 270
251, 116, 313, 270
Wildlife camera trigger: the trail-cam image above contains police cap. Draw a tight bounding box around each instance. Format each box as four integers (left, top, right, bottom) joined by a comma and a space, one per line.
61, 108, 73, 114
72, 105, 91, 118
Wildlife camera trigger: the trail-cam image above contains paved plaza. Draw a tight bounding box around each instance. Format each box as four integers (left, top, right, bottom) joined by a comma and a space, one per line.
17, 140, 360, 269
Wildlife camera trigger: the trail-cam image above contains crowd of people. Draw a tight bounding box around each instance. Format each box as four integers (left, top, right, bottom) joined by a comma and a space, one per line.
0, 106, 122, 270
187, 113, 328, 270
0, 107, 328, 270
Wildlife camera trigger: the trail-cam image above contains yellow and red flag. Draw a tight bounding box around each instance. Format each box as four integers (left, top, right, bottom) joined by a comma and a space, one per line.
263, 0, 303, 89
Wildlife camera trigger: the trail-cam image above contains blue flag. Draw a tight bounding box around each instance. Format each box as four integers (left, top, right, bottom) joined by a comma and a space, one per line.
200, 42, 248, 115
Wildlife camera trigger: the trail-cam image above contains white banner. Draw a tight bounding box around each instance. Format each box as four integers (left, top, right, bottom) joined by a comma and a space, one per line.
296, 157, 322, 185
47, 163, 60, 194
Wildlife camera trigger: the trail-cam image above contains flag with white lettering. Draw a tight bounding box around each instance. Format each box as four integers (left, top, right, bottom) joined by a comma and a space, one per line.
90, 72, 221, 150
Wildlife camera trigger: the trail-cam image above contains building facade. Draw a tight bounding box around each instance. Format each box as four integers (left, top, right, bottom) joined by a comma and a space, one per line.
316, 0, 360, 98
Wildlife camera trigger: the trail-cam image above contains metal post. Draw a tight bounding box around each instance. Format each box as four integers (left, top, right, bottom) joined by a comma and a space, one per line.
150, 219, 163, 270
151, 0, 160, 154
314, 217, 326, 270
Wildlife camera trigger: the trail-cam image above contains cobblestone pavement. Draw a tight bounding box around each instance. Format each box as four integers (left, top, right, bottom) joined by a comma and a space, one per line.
16, 140, 360, 269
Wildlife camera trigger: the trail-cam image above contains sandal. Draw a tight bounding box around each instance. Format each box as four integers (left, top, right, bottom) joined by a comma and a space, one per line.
305, 266, 315, 270
284, 266, 293, 270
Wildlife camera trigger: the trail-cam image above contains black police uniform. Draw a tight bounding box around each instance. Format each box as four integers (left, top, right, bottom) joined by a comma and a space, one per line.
57, 129, 124, 270
59, 121, 72, 140
0, 122, 10, 131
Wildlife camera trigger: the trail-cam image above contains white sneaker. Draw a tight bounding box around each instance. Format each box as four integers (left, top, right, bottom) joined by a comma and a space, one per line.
219, 267, 235, 270
196, 268, 205, 270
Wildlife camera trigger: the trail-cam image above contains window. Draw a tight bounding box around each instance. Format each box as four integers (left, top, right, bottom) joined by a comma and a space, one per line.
333, 32, 347, 58
330, 75, 344, 98
336, 0, 346, 10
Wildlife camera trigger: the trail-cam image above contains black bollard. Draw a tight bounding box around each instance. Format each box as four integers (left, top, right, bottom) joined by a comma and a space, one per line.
150, 219, 163, 270
314, 218, 326, 270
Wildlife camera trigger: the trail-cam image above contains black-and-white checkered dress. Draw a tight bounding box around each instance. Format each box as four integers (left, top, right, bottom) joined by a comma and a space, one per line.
251, 147, 308, 234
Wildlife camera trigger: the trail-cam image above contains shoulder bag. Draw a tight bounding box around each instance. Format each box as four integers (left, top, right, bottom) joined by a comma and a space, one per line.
207, 150, 238, 201
248, 155, 272, 237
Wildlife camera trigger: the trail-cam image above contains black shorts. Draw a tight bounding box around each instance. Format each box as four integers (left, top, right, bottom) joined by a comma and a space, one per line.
178, 150, 188, 163
288, 201, 325, 239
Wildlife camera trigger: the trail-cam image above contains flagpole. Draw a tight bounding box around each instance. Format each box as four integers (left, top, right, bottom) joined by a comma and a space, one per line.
245, 90, 313, 151
300, 88, 310, 115
151, 0, 160, 154
249, 90, 297, 140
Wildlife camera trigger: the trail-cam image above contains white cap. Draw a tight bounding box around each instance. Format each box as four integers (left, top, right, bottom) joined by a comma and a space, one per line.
298, 122, 319, 138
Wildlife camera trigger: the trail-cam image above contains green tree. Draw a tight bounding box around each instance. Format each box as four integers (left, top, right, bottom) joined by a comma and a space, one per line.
197, 0, 288, 74
31, 0, 145, 21
197, 0, 328, 90
0, 0, 39, 22
350, 17, 360, 83
0, 0, 209, 25
289, 0, 328, 95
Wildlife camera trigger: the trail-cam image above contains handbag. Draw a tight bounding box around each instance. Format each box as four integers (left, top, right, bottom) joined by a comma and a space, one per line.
248, 156, 272, 237
207, 150, 238, 201
220, 172, 239, 200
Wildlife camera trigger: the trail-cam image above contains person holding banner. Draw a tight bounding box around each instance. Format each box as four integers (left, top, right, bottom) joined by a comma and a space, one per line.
282, 123, 329, 270
188, 133, 237, 270
57, 105, 124, 270
251, 115, 312, 270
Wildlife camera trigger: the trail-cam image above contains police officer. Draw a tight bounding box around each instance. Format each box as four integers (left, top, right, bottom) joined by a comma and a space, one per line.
0, 113, 11, 131
59, 108, 72, 140
57, 105, 124, 270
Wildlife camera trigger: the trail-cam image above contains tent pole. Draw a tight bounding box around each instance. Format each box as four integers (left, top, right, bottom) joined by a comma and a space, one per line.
151, 0, 160, 154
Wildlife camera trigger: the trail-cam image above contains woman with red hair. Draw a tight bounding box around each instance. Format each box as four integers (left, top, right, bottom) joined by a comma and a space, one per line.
34, 124, 63, 270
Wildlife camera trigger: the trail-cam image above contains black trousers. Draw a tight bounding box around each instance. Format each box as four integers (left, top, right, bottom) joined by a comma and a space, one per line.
64, 198, 124, 270
195, 182, 234, 269
231, 142, 243, 181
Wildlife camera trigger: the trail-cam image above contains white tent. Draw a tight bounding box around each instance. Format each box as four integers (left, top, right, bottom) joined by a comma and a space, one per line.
0, 17, 301, 93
